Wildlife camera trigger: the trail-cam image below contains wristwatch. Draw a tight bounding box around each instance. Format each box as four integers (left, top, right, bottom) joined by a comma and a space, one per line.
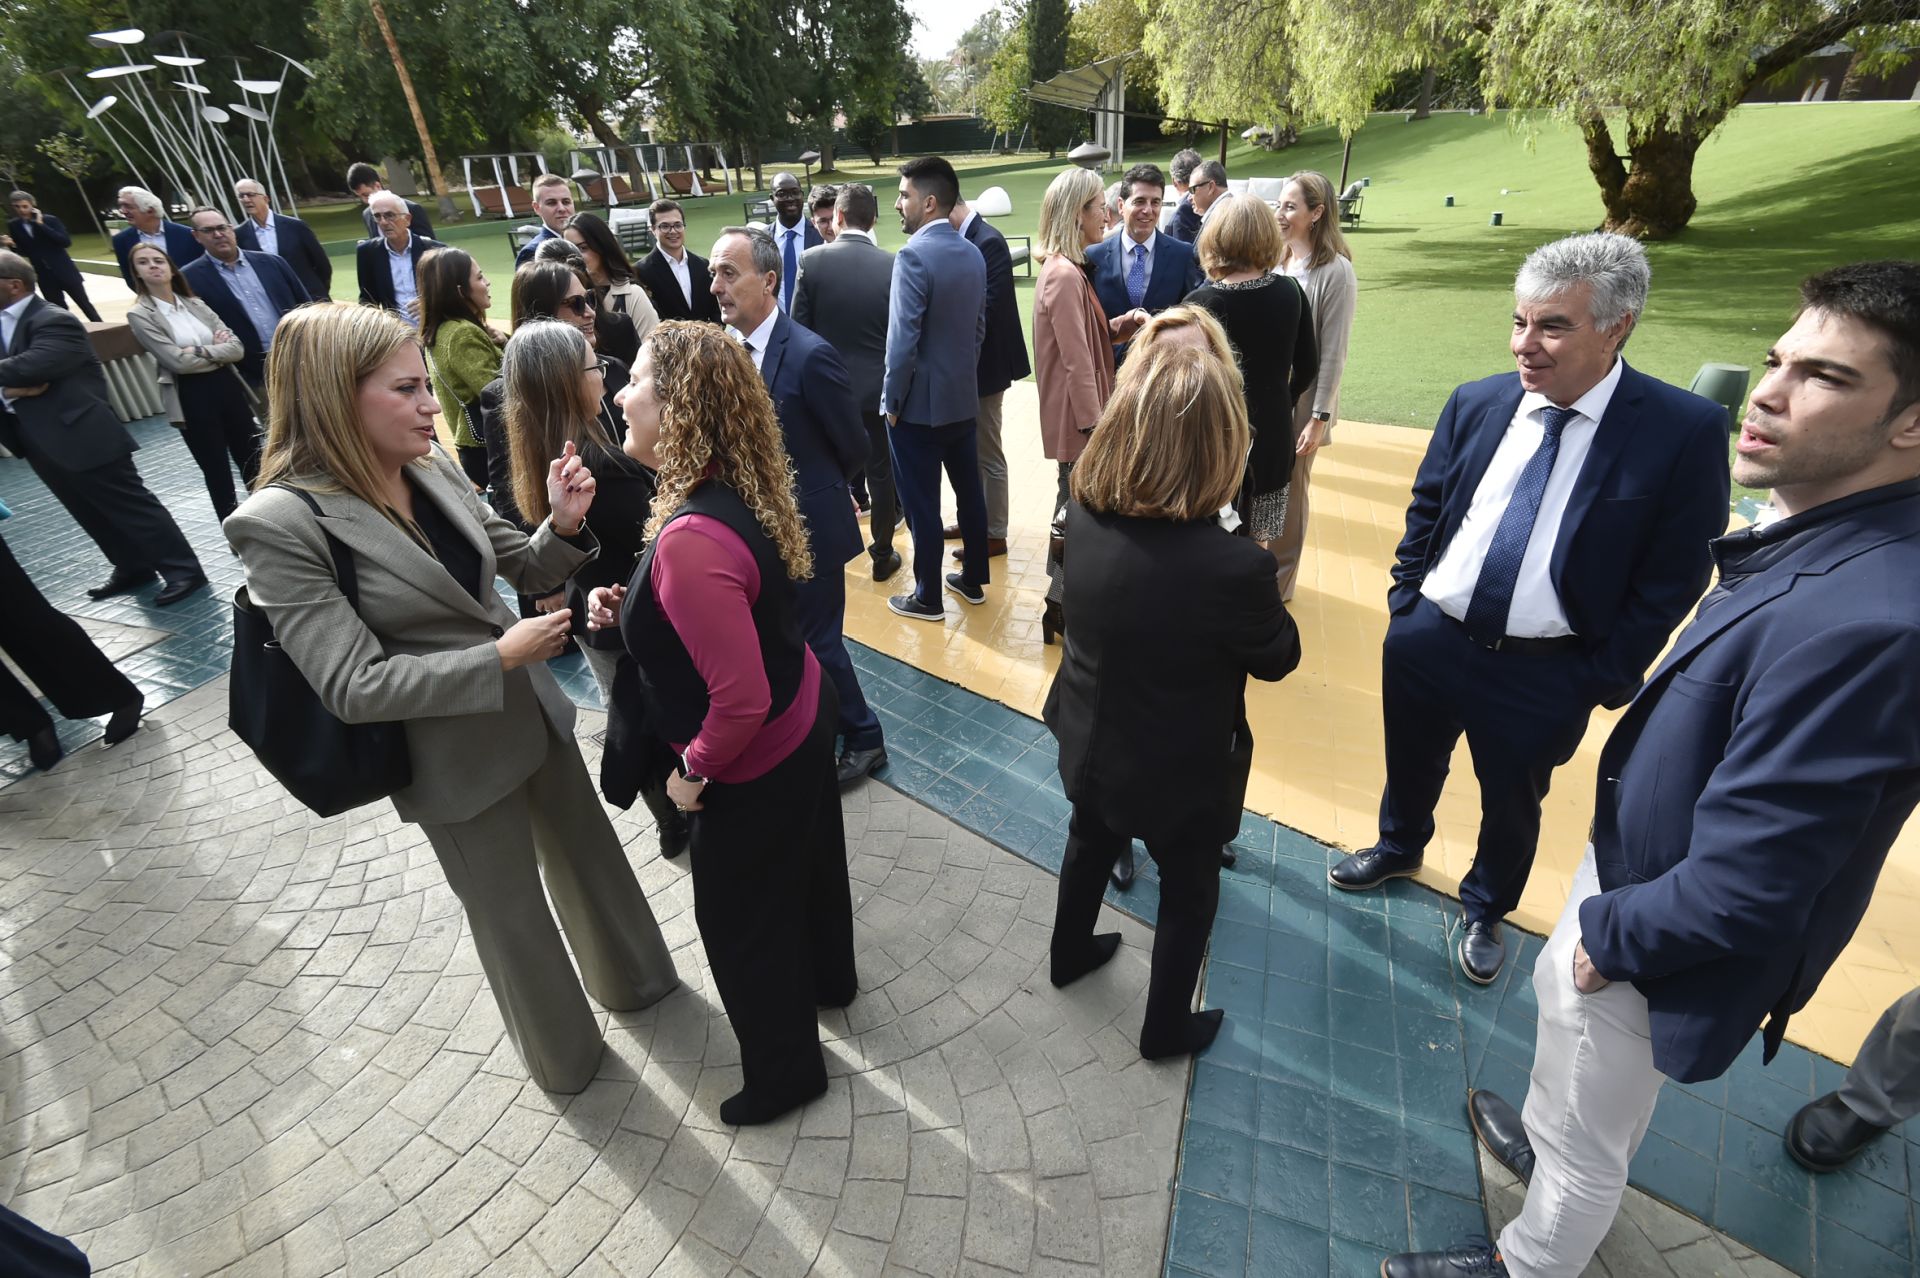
680, 753, 710, 788
1311, 410, 1331, 422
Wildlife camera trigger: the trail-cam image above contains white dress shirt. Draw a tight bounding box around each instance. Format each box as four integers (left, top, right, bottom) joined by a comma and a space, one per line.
251, 210, 279, 257
661, 247, 694, 310
156, 296, 215, 347
0, 293, 32, 412
1420, 357, 1625, 638
1119, 228, 1156, 285
138, 227, 167, 250
385, 234, 421, 327
729, 308, 778, 374
836, 228, 876, 246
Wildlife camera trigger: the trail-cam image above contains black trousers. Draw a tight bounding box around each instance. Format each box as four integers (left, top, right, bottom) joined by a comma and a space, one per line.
686, 679, 856, 1107
854, 411, 897, 561
1052, 799, 1221, 1049
1377, 596, 1595, 923
175, 368, 261, 520
41, 274, 103, 324
23, 445, 202, 584
456, 444, 489, 492
0, 532, 140, 740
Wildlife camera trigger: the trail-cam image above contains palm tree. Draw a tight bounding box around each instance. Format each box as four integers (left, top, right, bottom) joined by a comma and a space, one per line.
367, 0, 457, 219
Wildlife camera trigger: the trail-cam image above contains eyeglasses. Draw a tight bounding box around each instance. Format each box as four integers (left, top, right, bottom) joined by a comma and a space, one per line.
194, 224, 234, 235
1190, 180, 1219, 194
586, 356, 612, 376
370, 210, 405, 222
559, 295, 592, 316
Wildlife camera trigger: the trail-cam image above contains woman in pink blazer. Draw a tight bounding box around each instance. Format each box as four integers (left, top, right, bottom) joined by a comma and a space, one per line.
1032, 167, 1144, 642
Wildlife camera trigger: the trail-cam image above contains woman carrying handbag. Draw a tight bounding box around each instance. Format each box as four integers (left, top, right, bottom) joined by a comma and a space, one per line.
226, 303, 677, 1093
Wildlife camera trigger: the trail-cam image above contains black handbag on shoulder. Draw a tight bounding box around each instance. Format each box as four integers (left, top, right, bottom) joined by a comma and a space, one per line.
229, 486, 412, 817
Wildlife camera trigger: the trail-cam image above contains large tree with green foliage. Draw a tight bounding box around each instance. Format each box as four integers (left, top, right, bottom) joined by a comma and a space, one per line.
1025, 0, 1074, 155
778, 0, 915, 172
979, 9, 1032, 139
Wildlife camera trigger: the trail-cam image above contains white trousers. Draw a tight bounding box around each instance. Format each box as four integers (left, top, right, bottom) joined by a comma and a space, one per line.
1498, 847, 1668, 1278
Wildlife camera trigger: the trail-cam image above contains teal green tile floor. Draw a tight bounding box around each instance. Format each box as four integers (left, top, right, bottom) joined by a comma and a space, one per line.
3, 422, 1914, 1275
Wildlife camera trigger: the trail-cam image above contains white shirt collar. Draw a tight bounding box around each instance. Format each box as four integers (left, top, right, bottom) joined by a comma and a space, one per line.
1519, 356, 1626, 428
1, 294, 33, 323
661, 244, 687, 264
384, 232, 414, 259
835, 228, 875, 245
1124, 227, 1155, 252
729, 308, 779, 366
255, 210, 275, 229
956, 209, 978, 239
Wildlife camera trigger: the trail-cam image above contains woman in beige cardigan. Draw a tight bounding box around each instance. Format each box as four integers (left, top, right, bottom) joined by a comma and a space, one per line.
125, 243, 260, 520
1032, 166, 1145, 643
1273, 171, 1359, 600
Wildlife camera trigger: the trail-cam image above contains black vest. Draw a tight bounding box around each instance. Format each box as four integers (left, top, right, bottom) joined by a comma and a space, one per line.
620, 480, 807, 749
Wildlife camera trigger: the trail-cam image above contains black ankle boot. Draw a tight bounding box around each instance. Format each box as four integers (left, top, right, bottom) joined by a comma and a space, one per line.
638, 782, 691, 860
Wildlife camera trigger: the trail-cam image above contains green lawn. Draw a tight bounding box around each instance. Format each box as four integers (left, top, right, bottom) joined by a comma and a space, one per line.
74, 103, 1920, 429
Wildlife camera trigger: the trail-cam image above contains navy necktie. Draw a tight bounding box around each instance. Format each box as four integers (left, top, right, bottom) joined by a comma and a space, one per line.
1463, 405, 1577, 645
780, 227, 797, 312
1126, 242, 1148, 308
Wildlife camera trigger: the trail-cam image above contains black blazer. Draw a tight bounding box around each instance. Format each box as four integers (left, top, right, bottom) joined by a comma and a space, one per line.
1389, 363, 1731, 708
7, 214, 87, 291
236, 213, 333, 301
0, 297, 134, 472
356, 234, 445, 315
636, 248, 721, 324
1044, 505, 1300, 847
361, 199, 435, 242
963, 214, 1031, 397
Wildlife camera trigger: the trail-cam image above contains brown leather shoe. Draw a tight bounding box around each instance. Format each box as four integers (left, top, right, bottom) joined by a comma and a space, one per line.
941, 522, 962, 539
951, 538, 1008, 560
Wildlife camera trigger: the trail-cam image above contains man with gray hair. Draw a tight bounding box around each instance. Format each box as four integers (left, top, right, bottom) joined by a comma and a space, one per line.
1329, 232, 1730, 987
109, 186, 201, 287
1164, 148, 1204, 241
1188, 159, 1231, 228
233, 178, 333, 301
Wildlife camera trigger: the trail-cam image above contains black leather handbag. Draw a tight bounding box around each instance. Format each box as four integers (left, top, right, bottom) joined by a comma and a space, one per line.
229, 487, 412, 817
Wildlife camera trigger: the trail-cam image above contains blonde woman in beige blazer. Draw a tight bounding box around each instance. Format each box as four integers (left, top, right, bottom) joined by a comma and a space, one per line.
1274, 171, 1358, 600
226, 303, 676, 1093
125, 242, 262, 520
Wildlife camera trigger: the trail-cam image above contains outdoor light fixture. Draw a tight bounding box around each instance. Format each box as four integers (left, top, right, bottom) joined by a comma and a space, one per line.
1068, 141, 1110, 170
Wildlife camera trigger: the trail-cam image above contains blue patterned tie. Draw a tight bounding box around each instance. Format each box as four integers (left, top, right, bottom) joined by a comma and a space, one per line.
1126, 242, 1148, 308
1463, 405, 1577, 645
780, 226, 797, 312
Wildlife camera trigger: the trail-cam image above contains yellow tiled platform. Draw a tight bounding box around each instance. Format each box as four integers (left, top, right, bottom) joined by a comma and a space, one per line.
844, 381, 1920, 1065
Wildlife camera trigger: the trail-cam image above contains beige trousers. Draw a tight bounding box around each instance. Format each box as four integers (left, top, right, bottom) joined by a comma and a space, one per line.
1270, 448, 1315, 599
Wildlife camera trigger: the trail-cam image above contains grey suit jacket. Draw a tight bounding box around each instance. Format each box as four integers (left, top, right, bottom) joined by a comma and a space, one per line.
224, 447, 597, 825
793, 233, 894, 415
0, 296, 134, 471
126, 295, 248, 425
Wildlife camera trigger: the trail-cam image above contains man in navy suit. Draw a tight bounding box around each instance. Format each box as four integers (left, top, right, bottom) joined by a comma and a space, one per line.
1086, 163, 1204, 363
110, 186, 201, 287
513, 175, 576, 266
181, 206, 308, 418
6, 191, 102, 322
882, 156, 987, 621
1329, 233, 1731, 986
1389, 260, 1920, 1278
233, 178, 332, 301
766, 172, 822, 314
355, 192, 444, 324
636, 199, 722, 324
710, 226, 885, 785
944, 189, 1030, 560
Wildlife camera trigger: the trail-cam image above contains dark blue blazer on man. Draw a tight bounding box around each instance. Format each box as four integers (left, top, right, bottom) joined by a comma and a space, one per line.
759, 311, 867, 568
1388, 362, 1731, 708
7, 215, 87, 292
180, 249, 307, 386
1086, 229, 1204, 360
1578, 481, 1920, 1083
111, 221, 202, 287
235, 214, 333, 301
962, 214, 1030, 397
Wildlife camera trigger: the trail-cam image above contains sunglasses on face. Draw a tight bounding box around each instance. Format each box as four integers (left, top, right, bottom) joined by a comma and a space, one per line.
560, 295, 592, 316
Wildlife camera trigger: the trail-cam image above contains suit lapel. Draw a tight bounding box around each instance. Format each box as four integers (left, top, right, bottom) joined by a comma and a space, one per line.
760, 312, 791, 392
1550, 361, 1645, 581
1441, 381, 1526, 551
308, 468, 497, 624
1148, 233, 1180, 305
9, 297, 45, 354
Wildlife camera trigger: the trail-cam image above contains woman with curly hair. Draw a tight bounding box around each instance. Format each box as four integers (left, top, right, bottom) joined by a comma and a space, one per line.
587, 320, 856, 1127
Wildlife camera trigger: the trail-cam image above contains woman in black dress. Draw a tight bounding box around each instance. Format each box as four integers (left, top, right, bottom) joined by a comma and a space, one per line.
1184, 194, 1319, 549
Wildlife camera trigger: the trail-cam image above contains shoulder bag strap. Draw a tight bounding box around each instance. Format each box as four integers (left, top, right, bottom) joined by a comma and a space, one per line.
276, 484, 362, 610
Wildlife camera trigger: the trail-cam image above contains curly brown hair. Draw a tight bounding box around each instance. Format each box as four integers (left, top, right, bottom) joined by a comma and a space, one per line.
641, 321, 813, 580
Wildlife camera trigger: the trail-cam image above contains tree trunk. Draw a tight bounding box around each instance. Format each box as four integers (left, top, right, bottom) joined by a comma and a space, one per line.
367, 0, 458, 220
1838, 48, 1869, 100
1410, 65, 1437, 120
573, 94, 625, 154
72, 178, 106, 237
1581, 112, 1713, 239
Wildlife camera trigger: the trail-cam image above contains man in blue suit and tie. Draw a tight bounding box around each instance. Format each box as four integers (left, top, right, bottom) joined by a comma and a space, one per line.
1329, 234, 1731, 987
110, 186, 201, 288
882, 156, 988, 621
181, 206, 308, 420
233, 178, 332, 301
767, 173, 823, 314
1389, 260, 1920, 1278
7, 191, 102, 322
1085, 163, 1204, 362
710, 226, 888, 785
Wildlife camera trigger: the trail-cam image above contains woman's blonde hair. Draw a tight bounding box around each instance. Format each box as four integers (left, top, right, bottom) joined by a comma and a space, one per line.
1071, 333, 1250, 522
1278, 170, 1353, 271
642, 321, 813, 580
1196, 193, 1284, 279
255, 303, 430, 532
1133, 303, 1242, 385
1035, 167, 1104, 266
503, 321, 606, 525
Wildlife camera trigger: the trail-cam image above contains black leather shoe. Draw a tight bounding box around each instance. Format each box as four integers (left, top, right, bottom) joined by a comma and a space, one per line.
1110, 844, 1135, 891
1220, 846, 1238, 869
1329, 845, 1423, 891
102, 695, 144, 748
837, 745, 888, 787
657, 811, 690, 860
27, 727, 63, 772
87, 568, 158, 600
154, 573, 208, 607
872, 550, 902, 582
1381, 1238, 1509, 1277
1787, 1092, 1890, 1172
1458, 918, 1506, 985
1468, 1088, 1534, 1185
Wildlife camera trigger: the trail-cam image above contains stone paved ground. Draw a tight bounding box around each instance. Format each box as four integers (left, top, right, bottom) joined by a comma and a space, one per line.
0, 678, 1186, 1277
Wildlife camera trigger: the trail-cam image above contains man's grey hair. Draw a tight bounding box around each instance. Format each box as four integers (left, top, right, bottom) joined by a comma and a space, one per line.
718, 225, 781, 280
0, 249, 36, 286
8, 190, 32, 205
1514, 232, 1650, 338
118, 186, 164, 216
234, 177, 265, 196
367, 190, 406, 214
1104, 182, 1123, 217
1169, 149, 1203, 186
1193, 159, 1228, 187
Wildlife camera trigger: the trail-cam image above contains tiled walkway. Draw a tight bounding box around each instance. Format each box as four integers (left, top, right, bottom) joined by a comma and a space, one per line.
5, 411, 1916, 1275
